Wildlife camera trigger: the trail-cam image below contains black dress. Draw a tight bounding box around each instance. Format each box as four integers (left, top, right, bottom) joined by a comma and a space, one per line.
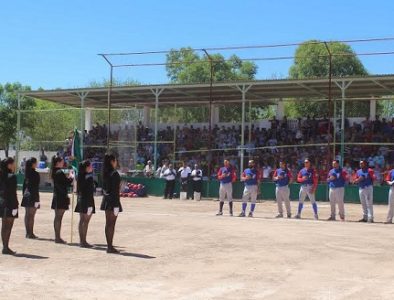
100, 170, 122, 212
21, 169, 40, 208
75, 173, 96, 214
51, 168, 73, 210
0, 172, 19, 218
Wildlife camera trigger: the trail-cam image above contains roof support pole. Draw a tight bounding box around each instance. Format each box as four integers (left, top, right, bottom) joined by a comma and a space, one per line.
324, 42, 333, 168
370, 97, 377, 121
107, 65, 113, 151
248, 100, 252, 144
98, 54, 114, 152
202, 49, 214, 179
333, 99, 337, 160
16, 94, 21, 167
236, 84, 252, 173
76, 91, 89, 159
151, 88, 164, 171
335, 80, 352, 167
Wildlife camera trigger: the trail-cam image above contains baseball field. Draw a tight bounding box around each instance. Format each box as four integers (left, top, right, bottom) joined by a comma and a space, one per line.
1, 192, 394, 300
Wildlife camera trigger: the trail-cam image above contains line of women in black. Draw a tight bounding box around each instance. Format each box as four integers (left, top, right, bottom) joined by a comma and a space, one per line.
0, 153, 122, 255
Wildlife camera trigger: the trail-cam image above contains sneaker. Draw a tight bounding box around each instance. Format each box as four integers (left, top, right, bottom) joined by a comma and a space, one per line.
326, 216, 336, 221
294, 214, 301, 219
248, 212, 253, 218
340, 218, 345, 222
358, 218, 367, 222
238, 212, 246, 217
275, 214, 283, 218
229, 212, 233, 217
314, 214, 319, 220
287, 214, 292, 218
367, 219, 374, 223
216, 211, 223, 216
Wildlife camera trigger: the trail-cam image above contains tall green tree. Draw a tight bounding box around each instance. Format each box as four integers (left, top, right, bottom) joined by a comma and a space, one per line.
165, 47, 270, 122
287, 40, 369, 117
0, 82, 34, 156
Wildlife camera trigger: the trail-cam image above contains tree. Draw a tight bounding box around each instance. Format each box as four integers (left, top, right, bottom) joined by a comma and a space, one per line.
22, 99, 80, 151
165, 47, 271, 122
287, 40, 369, 117
0, 82, 35, 156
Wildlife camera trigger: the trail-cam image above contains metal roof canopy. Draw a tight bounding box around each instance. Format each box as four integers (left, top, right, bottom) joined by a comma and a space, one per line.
23, 74, 394, 108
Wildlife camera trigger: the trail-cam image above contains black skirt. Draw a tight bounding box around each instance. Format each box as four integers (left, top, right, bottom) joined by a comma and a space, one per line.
100, 195, 123, 212
51, 196, 70, 210
0, 206, 19, 219
75, 196, 96, 214
21, 192, 40, 208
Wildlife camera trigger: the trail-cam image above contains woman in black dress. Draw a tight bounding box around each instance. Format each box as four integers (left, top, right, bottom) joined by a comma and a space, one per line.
0, 158, 18, 255
51, 155, 73, 244
75, 160, 95, 248
101, 154, 122, 254
21, 157, 40, 239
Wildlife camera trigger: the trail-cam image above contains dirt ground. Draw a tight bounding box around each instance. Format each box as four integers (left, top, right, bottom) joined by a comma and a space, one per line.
1, 192, 394, 300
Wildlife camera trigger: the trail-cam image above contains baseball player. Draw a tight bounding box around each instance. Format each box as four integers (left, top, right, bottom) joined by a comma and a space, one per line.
384, 167, 394, 224
327, 160, 347, 221
273, 161, 292, 218
191, 164, 203, 201
216, 160, 236, 216
239, 160, 260, 217
354, 160, 375, 223
295, 159, 319, 220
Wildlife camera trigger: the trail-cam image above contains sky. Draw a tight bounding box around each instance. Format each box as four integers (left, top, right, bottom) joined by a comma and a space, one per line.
1, 0, 394, 90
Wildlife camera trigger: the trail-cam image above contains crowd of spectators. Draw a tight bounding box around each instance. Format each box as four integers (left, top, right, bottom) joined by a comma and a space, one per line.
68, 116, 394, 184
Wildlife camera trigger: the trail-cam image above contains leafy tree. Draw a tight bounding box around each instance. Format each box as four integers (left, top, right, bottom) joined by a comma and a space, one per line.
22, 99, 80, 151
0, 83, 35, 156
287, 40, 369, 117
165, 47, 271, 122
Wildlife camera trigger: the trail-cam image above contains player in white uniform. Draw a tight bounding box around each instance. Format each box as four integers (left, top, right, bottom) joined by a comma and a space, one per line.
216, 160, 236, 216
273, 161, 292, 218
239, 160, 260, 217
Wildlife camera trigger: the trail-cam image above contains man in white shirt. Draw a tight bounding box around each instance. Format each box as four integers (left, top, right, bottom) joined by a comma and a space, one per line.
262, 165, 272, 182
156, 161, 168, 178
161, 163, 176, 199
178, 162, 192, 199
144, 160, 154, 178
191, 164, 203, 201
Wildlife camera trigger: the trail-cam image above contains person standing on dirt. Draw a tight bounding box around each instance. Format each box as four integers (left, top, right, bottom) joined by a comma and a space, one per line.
1, 158, 19, 255
21, 157, 41, 239
216, 160, 236, 216
161, 163, 176, 200
354, 160, 375, 223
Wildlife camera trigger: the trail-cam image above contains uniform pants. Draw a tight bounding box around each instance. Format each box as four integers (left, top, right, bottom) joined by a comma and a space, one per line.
193, 180, 202, 193
329, 187, 345, 219
299, 184, 316, 204
164, 180, 175, 199
242, 185, 258, 204
219, 183, 233, 202
359, 185, 374, 220
276, 186, 291, 215
386, 187, 394, 222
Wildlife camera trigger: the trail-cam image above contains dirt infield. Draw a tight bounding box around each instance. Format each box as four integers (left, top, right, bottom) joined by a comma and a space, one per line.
1, 193, 394, 300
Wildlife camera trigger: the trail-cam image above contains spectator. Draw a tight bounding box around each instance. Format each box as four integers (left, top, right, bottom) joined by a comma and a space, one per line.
144, 160, 154, 178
